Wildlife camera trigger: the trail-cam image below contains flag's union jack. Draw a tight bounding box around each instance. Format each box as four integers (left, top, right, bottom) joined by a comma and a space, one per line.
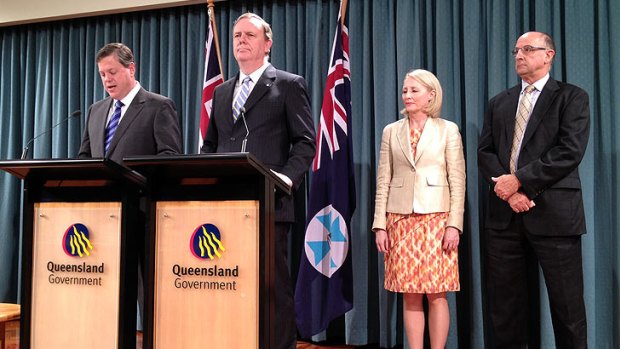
199, 17, 223, 149
313, 19, 351, 171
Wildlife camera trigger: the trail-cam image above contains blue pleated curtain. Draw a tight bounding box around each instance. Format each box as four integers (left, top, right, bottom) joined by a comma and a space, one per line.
1, 0, 619, 347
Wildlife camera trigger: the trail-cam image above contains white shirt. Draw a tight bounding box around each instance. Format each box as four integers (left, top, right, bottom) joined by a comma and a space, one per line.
106, 81, 141, 126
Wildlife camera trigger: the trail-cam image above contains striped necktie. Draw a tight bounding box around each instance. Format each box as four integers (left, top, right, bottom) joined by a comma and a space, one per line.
104, 100, 124, 154
233, 77, 252, 122
509, 85, 536, 173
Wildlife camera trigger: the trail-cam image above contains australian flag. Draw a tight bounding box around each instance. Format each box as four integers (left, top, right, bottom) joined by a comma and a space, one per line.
198, 8, 223, 150
294, 4, 355, 339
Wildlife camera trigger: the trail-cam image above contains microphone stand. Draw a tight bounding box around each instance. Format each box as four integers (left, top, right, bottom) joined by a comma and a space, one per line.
21, 110, 81, 160
239, 107, 250, 153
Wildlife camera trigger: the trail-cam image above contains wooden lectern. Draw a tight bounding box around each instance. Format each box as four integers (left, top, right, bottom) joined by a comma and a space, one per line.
124, 153, 290, 349
0, 159, 146, 349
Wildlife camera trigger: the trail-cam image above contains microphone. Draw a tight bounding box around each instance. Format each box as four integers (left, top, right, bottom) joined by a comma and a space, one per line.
21, 110, 81, 160
239, 107, 250, 153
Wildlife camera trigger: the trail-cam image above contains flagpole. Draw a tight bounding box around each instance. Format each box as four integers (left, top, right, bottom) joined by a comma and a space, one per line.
340, 0, 348, 25
207, 0, 225, 80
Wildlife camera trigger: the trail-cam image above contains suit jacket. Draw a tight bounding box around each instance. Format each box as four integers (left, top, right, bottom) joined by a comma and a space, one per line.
478, 78, 590, 236
78, 88, 182, 163
201, 64, 316, 222
372, 117, 466, 232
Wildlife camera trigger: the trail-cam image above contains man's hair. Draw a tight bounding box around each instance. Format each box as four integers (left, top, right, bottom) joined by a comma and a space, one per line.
96, 43, 135, 67
233, 12, 273, 41
540, 32, 556, 51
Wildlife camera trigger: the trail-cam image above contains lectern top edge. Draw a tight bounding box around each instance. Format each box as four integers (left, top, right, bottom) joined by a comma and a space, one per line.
0, 158, 146, 187
123, 152, 292, 195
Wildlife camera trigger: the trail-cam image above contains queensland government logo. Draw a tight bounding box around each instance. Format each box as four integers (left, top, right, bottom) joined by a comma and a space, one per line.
304, 205, 349, 277
190, 223, 226, 260
62, 223, 93, 258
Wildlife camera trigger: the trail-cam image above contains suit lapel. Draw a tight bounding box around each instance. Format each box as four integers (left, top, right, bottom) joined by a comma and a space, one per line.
96, 99, 114, 154
415, 117, 436, 163
107, 88, 146, 155
501, 85, 522, 163
396, 119, 415, 168
219, 76, 237, 129
520, 78, 559, 148
242, 65, 275, 115
493, 84, 521, 168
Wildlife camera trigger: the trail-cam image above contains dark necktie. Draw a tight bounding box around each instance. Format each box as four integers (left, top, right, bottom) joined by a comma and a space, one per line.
104, 100, 124, 154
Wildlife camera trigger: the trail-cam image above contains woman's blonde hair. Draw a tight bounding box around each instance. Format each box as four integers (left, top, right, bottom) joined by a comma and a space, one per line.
400, 69, 443, 118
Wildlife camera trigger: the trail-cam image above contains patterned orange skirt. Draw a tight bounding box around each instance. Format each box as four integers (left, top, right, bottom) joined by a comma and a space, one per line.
384, 212, 459, 293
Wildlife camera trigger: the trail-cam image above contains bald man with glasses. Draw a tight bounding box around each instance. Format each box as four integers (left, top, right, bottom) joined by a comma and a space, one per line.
478, 31, 590, 348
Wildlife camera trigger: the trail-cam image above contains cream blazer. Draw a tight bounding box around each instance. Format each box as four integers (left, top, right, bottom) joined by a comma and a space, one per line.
372, 117, 466, 232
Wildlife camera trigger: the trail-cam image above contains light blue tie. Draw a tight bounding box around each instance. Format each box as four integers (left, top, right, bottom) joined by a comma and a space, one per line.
233, 77, 252, 122
105, 100, 124, 154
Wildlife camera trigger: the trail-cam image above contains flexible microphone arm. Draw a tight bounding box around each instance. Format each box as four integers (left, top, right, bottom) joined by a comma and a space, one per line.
240, 107, 250, 153
21, 110, 81, 160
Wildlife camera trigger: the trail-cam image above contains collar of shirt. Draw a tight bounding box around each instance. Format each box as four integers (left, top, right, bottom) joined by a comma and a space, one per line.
108, 81, 142, 124
520, 74, 549, 107
238, 62, 271, 90
521, 74, 549, 94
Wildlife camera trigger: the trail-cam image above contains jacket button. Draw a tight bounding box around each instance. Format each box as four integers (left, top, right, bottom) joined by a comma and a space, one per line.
230, 137, 236, 141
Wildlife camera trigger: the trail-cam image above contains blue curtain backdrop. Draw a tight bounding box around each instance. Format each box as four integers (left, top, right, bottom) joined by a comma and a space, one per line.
1, 0, 619, 347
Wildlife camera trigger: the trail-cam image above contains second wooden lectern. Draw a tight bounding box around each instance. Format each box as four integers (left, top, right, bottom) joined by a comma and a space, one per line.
125, 153, 290, 349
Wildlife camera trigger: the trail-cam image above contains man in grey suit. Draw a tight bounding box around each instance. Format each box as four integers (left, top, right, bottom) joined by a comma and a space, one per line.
201, 13, 316, 349
78, 42, 182, 329
478, 32, 589, 348
78, 43, 182, 162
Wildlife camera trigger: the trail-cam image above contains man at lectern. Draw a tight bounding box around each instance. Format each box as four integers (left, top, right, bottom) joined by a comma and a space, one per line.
78, 42, 183, 330
201, 13, 316, 349
78, 42, 182, 163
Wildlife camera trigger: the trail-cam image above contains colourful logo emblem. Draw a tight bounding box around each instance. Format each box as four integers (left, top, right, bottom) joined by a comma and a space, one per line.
190, 223, 226, 260
304, 205, 349, 278
62, 223, 93, 258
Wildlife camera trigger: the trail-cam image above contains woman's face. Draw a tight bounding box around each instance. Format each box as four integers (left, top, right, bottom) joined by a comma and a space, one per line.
402, 77, 434, 116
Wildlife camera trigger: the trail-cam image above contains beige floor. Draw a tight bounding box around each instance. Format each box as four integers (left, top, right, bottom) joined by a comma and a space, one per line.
135, 332, 357, 348
5, 327, 356, 349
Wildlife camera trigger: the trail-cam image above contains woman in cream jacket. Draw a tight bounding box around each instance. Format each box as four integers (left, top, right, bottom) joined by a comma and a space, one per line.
373, 69, 465, 349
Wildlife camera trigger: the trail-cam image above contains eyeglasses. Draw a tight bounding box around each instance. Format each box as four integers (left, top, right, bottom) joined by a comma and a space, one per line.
511, 45, 549, 56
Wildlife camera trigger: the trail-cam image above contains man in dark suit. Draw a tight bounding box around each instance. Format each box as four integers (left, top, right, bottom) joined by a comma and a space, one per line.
201, 13, 315, 349
478, 32, 590, 348
78, 43, 182, 162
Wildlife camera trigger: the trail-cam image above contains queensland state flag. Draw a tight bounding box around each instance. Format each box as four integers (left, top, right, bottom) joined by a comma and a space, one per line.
198, 8, 223, 150
294, 3, 355, 338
